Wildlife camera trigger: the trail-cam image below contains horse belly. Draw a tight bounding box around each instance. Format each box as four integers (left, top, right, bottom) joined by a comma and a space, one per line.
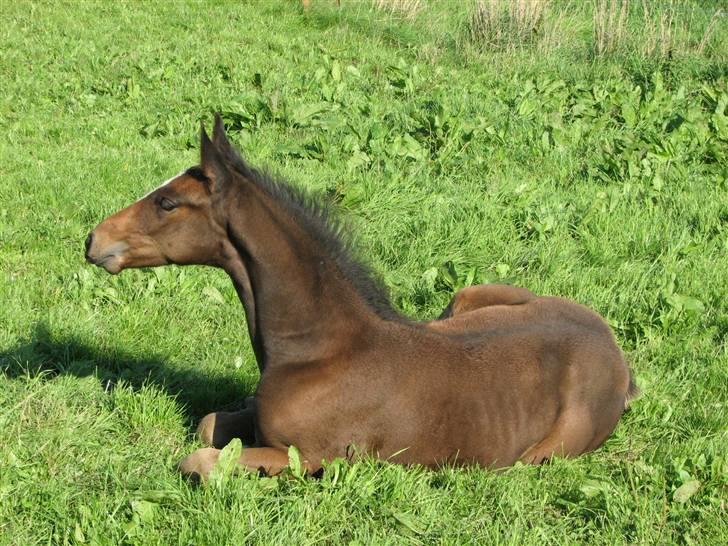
255, 326, 596, 469
368, 353, 561, 467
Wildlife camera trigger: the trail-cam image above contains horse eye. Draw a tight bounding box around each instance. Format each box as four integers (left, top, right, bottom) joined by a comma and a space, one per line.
159, 197, 177, 212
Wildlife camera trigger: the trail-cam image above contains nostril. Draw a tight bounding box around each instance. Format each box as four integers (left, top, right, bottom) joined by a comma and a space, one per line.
85, 233, 93, 254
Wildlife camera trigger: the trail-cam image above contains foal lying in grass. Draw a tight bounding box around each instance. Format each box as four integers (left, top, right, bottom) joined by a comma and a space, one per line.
85, 116, 637, 480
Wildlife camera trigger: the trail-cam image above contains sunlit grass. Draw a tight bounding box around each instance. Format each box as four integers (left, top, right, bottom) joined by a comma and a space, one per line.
0, 0, 726, 543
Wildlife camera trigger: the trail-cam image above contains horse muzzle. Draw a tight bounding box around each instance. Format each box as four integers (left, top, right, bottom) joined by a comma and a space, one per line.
84, 231, 128, 274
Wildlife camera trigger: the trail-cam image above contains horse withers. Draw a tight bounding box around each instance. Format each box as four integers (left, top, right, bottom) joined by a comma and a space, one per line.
85, 115, 637, 480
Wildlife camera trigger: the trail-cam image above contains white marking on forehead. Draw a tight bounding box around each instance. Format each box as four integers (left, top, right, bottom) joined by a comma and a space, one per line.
140, 170, 186, 200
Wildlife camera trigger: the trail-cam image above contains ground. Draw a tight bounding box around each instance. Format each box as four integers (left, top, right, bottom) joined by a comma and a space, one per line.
1, 1, 726, 544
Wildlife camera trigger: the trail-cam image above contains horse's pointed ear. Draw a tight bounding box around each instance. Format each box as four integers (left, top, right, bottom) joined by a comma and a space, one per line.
212, 113, 231, 153
200, 121, 229, 190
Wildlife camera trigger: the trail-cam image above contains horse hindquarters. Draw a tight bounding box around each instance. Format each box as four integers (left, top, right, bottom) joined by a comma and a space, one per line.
519, 336, 631, 464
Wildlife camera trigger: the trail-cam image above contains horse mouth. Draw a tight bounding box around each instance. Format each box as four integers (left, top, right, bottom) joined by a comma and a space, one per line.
86, 253, 123, 274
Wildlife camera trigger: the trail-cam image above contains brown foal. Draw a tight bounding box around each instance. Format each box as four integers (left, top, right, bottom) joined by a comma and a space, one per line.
86, 116, 637, 481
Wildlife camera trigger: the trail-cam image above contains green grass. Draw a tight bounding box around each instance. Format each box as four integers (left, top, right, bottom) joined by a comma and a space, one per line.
1, 1, 726, 543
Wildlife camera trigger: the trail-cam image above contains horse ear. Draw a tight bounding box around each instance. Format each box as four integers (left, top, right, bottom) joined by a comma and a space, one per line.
200, 121, 229, 190
212, 113, 232, 154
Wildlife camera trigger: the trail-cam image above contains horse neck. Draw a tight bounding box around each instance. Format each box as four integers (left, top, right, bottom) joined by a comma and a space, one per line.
219, 181, 382, 370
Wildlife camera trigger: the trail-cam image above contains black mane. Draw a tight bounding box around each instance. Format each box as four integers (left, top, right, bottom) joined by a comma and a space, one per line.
217, 148, 403, 322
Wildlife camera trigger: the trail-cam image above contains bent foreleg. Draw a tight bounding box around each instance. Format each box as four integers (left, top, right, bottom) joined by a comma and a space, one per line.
438, 284, 535, 319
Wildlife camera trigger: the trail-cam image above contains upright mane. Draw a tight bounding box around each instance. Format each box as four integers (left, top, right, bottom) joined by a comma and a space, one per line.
215, 145, 403, 322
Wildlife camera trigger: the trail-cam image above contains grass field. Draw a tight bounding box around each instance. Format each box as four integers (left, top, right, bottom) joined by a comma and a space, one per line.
1, 0, 726, 543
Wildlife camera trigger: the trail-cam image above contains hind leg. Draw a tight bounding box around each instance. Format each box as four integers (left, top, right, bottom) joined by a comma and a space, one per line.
519, 408, 596, 464
519, 389, 626, 465
519, 323, 630, 465
438, 284, 535, 319
197, 396, 257, 448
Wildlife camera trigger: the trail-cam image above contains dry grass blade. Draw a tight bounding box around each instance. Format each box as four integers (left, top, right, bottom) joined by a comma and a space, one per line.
594, 1, 724, 59
641, 0, 676, 58
371, 0, 423, 20
697, 9, 723, 55
593, 0, 629, 56
468, 0, 552, 51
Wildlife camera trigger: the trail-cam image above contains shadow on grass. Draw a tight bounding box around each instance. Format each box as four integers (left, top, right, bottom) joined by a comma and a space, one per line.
0, 322, 256, 422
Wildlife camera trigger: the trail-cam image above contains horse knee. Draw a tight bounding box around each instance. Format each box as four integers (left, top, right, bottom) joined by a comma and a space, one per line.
196, 413, 218, 446
179, 447, 220, 482
438, 286, 479, 319
197, 408, 257, 448
439, 284, 535, 319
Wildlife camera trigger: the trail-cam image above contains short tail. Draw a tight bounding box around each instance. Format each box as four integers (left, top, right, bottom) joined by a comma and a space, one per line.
624, 366, 640, 409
